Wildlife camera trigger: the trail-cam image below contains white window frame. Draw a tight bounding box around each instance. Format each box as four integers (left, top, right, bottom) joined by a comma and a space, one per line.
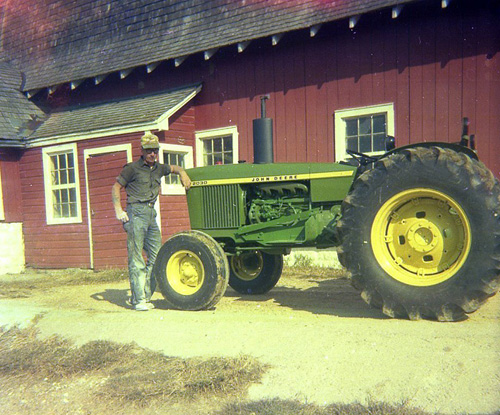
158, 143, 194, 195
42, 143, 82, 225
334, 103, 395, 162
195, 126, 239, 167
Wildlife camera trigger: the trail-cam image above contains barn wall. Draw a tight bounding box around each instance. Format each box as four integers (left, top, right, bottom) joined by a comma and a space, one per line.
19, 104, 195, 269
187, 4, 500, 174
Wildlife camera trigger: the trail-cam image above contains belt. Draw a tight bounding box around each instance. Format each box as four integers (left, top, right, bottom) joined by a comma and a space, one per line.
130, 201, 155, 208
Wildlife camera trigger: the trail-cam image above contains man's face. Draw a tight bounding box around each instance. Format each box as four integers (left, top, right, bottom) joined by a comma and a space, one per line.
142, 148, 159, 165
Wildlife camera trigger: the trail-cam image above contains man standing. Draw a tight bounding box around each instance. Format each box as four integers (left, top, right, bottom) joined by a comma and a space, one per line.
112, 132, 191, 311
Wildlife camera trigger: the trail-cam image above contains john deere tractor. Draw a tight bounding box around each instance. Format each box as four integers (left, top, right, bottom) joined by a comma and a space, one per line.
153, 120, 500, 321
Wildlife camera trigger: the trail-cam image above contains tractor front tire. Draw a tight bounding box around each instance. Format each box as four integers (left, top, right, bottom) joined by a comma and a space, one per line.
337, 146, 500, 321
153, 230, 229, 310
228, 251, 283, 294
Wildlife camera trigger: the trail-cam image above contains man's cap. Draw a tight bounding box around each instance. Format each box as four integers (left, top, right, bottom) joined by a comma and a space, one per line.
141, 132, 160, 149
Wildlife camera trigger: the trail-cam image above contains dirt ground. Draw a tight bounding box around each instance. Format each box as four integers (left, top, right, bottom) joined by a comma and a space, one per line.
0, 271, 499, 415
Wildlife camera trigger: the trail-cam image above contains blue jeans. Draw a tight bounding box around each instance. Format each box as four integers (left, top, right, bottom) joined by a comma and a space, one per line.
124, 203, 162, 304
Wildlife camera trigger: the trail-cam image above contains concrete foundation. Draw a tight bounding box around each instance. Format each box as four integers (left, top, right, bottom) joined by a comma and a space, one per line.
0, 222, 25, 274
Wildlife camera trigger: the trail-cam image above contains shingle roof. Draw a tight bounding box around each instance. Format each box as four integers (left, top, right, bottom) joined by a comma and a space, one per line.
0, 61, 46, 146
1, 0, 423, 91
29, 83, 201, 142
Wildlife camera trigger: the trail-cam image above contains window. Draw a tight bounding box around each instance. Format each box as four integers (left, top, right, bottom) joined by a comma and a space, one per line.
334, 103, 394, 161
158, 143, 193, 195
195, 126, 239, 166
42, 143, 82, 224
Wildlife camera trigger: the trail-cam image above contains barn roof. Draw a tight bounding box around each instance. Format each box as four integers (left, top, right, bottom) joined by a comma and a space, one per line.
28, 83, 201, 146
1, 0, 426, 94
0, 61, 47, 146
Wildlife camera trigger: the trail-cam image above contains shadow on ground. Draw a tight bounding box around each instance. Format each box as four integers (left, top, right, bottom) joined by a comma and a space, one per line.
225, 277, 387, 320
90, 289, 131, 309
89, 277, 387, 320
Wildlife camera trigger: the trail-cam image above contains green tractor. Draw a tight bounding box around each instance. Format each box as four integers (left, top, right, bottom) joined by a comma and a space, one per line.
153, 128, 500, 321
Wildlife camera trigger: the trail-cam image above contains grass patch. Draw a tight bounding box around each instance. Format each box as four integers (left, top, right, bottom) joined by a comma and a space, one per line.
0, 325, 434, 415
0, 268, 128, 298
217, 398, 430, 415
282, 264, 347, 280
0, 323, 266, 410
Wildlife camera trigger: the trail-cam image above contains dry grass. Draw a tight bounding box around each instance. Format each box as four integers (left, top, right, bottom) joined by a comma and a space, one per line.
216, 399, 430, 415
0, 268, 127, 298
0, 323, 266, 414
282, 265, 347, 280
0, 324, 437, 415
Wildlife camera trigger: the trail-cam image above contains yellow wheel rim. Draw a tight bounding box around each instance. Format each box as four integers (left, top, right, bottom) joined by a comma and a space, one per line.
230, 251, 264, 281
166, 250, 204, 295
371, 188, 471, 286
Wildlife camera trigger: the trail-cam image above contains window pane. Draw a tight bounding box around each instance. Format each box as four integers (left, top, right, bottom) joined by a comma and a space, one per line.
346, 137, 358, 152
59, 154, 67, 169
345, 119, 357, 137
68, 167, 75, 184
214, 153, 223, 165
70, 203, 77, 217
60, 169, 68, 185
53, 190, 61, 218
359, 135, 372, 153
373, 133, 386, 152
359, 117, 371, 135
51, 171, 58, 185
223, 152, 233, 164
69, 188, 77, 203
223, 136, 232, 152
373, 115, 386, 133
213, 138, 222, 152
204, 140, 212, 153
51, 155, 59, 170
62, 201, 69, 217
67, 153, 74, 168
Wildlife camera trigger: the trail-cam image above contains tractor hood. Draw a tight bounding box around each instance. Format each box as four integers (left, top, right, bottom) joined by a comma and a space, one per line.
187, 162, 357, 188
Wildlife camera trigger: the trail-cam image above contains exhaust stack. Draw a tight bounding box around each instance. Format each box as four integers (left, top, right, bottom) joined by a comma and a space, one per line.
253, 95, 273, 164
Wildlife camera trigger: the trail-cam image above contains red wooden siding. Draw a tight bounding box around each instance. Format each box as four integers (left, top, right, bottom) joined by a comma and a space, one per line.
19, 147, 90, 268
0, 149, 23, 222
87, 150, 128, 270
189, 6, 499, 175
16, 4, 500, 270
19, 105, 195, 269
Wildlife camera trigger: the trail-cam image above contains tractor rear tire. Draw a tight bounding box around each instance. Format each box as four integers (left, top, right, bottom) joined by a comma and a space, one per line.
337, 146, 500, 321
153, 230, 229, 310
228, 251, 283, 294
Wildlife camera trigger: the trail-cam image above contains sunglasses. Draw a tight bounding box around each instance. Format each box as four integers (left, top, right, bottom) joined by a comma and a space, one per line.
144, 148, 159, 154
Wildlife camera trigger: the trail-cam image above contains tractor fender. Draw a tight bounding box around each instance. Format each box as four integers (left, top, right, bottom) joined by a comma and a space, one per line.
381, 141, 478, 161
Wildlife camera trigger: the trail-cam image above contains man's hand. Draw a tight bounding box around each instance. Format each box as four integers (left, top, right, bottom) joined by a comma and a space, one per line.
116, 209, 129, 223
180, 170, 192, 190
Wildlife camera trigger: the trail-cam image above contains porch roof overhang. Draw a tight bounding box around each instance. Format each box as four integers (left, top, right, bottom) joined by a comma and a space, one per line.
27, 83, 201, 148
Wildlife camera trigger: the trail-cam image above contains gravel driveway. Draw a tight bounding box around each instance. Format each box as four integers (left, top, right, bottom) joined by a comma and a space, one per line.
1, 272, 499, 414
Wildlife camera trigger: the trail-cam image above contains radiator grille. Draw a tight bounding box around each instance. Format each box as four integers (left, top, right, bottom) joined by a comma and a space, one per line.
202, 185, 241, 228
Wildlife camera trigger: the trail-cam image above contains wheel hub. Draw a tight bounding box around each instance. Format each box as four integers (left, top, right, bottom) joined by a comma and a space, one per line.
371, 188, 471, 286
231, 251, 264, 281
167, 250, 204, 295
406, 221, 440, 253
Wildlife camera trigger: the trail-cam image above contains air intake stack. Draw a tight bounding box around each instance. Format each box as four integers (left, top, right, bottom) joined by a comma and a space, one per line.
253, 95, 274, 164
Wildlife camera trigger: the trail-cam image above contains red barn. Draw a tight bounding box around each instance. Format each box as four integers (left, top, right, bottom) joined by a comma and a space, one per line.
0, 0, 498, 271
